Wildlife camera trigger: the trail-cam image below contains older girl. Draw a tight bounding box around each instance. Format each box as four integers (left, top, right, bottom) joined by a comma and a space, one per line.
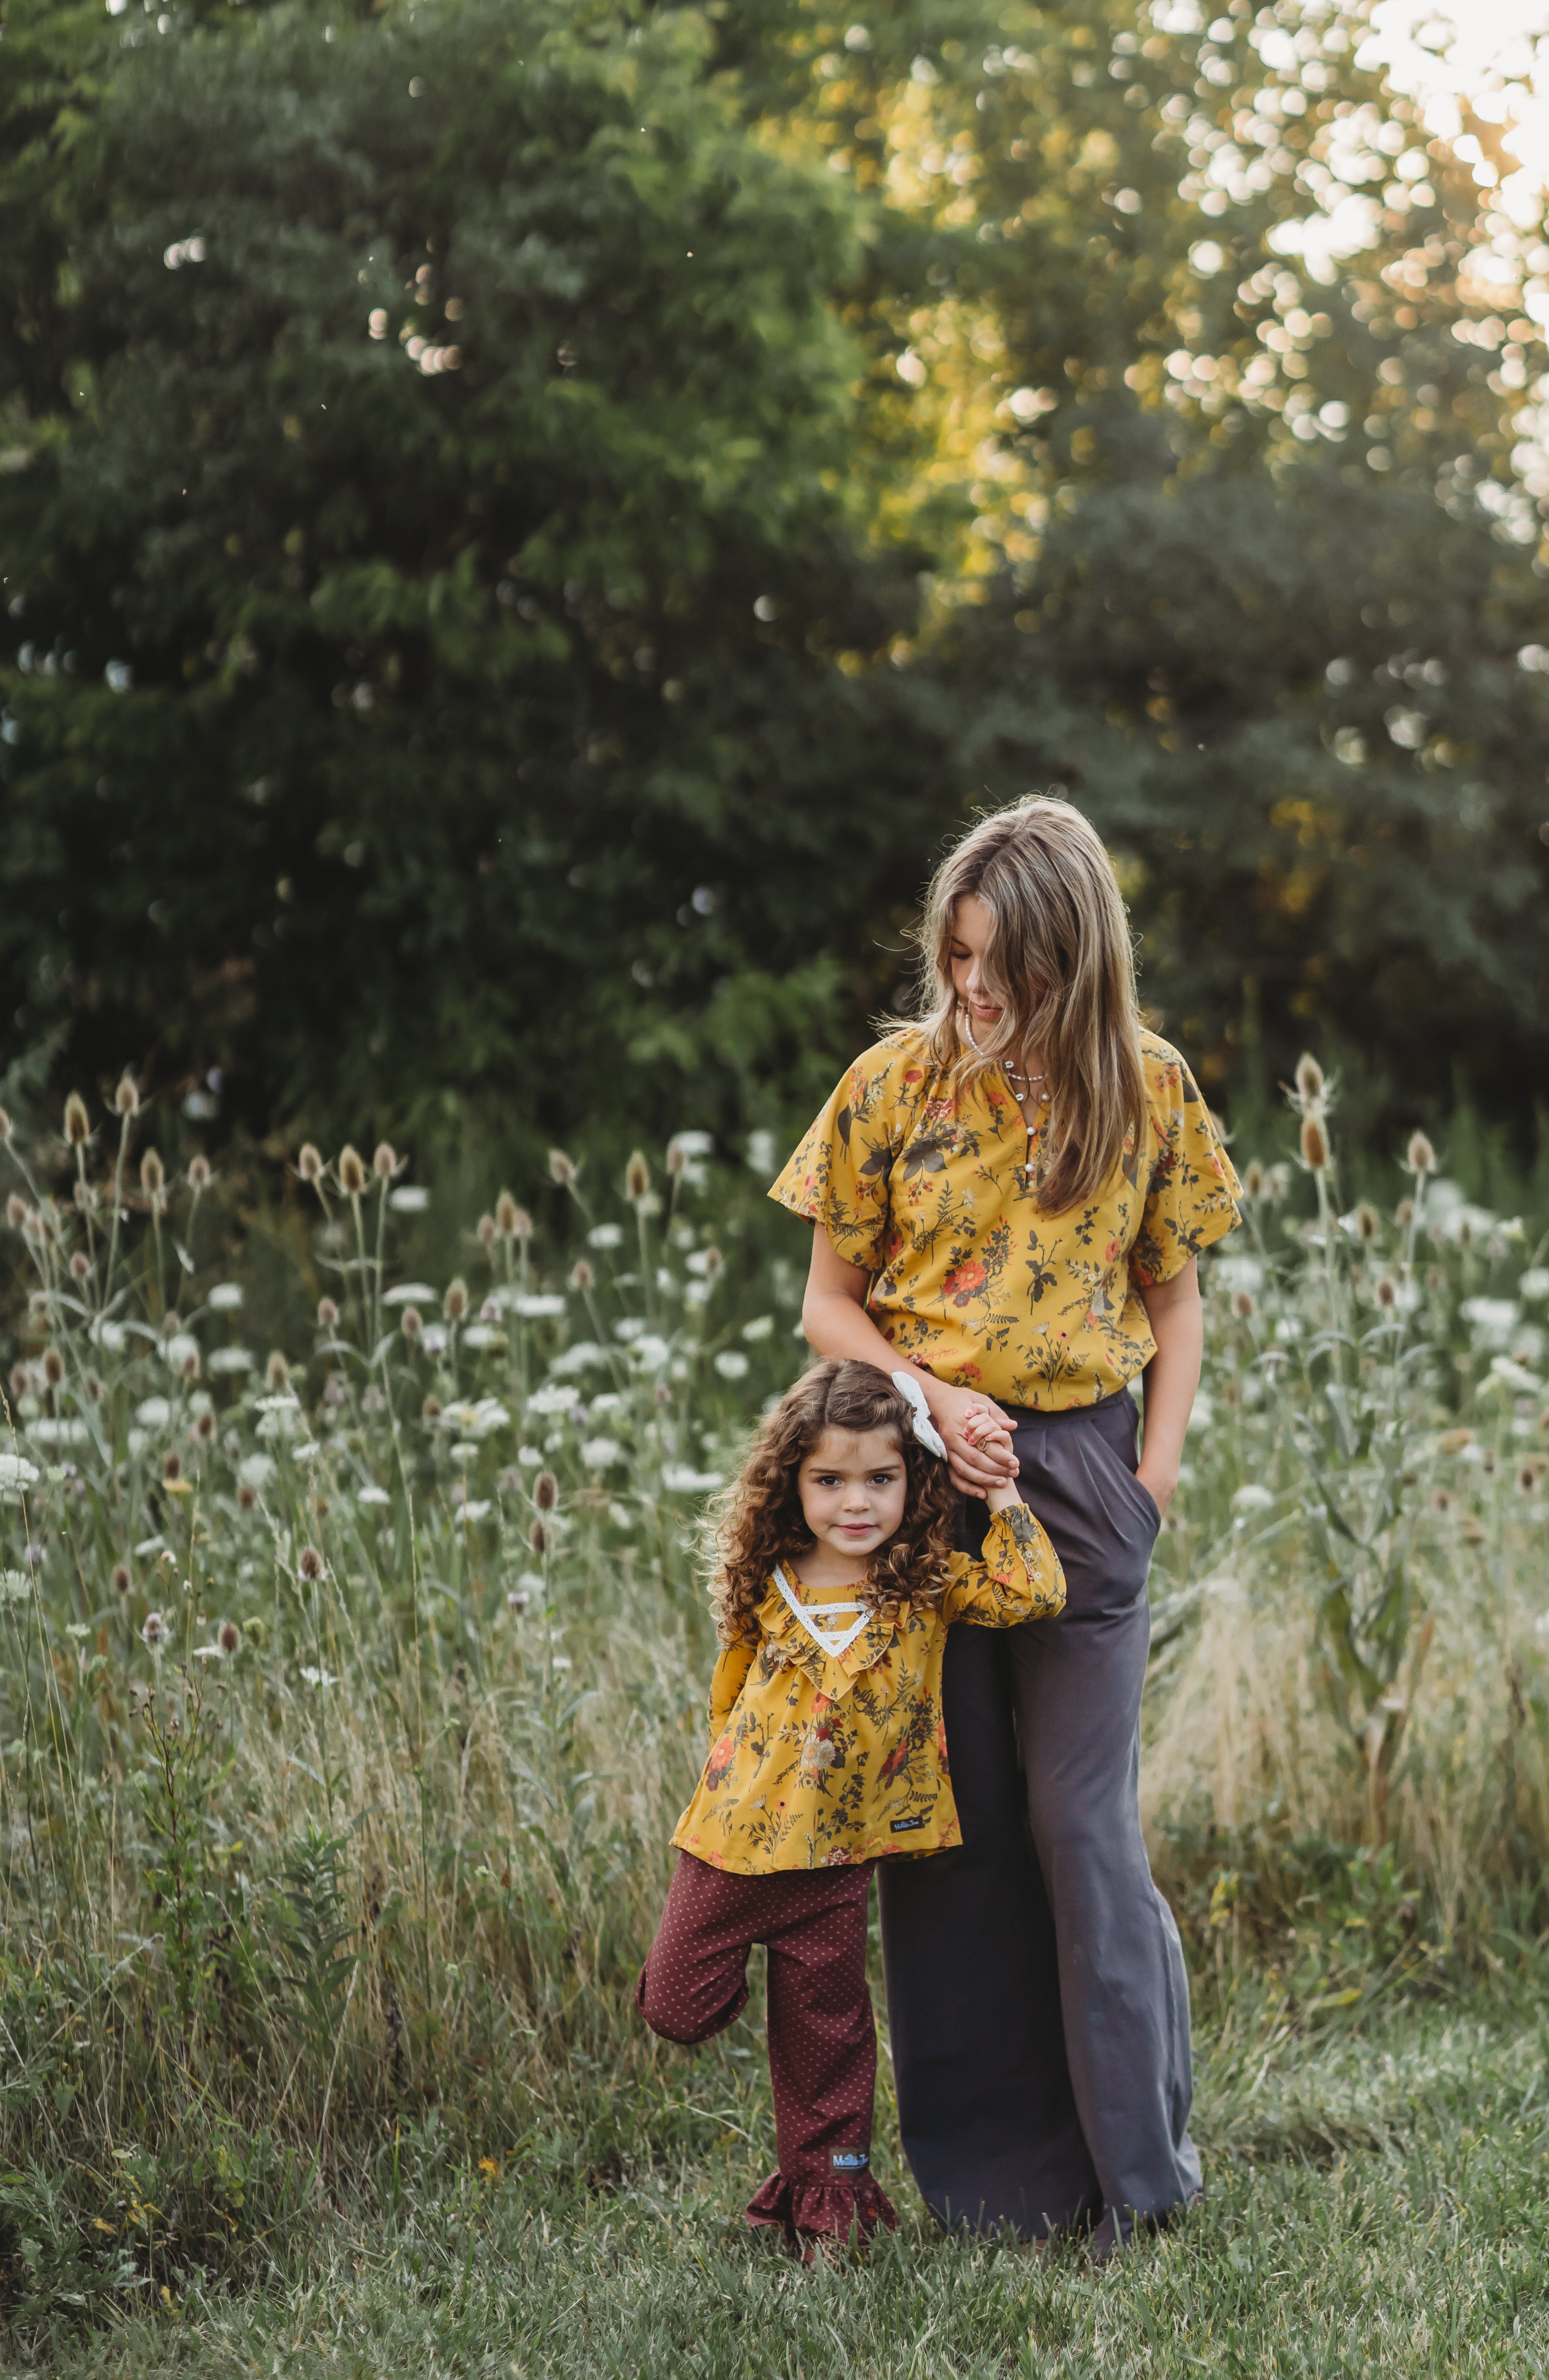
771, 795, 1240, 2255
638, 1359, 1063, 2253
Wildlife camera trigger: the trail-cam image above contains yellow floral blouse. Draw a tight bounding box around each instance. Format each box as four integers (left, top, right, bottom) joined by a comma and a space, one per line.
671, 1506, 1063, 1876
771, 1028, 1241, 1410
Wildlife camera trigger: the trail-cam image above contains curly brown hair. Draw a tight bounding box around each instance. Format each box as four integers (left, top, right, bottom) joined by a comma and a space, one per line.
706, 1359, 960, 1648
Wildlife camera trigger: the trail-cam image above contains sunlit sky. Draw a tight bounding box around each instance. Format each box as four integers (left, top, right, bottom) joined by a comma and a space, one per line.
1369, 2, 1549, 211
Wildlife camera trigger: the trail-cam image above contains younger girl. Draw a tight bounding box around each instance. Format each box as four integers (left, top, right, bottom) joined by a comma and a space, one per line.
637, 1358, 1064, 2252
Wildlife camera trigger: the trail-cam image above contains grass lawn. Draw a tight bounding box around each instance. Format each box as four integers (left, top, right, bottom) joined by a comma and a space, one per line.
37, 1986, 1549, 2379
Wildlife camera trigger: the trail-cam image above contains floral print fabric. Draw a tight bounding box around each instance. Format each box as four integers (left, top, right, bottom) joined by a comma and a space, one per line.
770, 1029, 1241, 1410
670, 1507, 1063, 1875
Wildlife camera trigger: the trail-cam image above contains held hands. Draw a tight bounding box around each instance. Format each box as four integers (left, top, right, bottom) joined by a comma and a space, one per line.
908, 1362, 1019, 1500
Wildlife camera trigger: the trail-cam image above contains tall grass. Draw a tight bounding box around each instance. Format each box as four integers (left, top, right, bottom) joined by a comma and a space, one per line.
0, 1075, 1545, 2331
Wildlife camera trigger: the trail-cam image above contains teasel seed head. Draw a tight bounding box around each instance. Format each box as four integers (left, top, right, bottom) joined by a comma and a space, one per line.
237, 1484, 257, 1512
1375, 1276, 1398, 1310
317, 1297, 339, 1329
338, 1145, 367, 1196
266, 1351, 290, 1392
548, 1148, 575, 1188
511, 1205, 533, 1241
161, 1309, 181, 1339
298, 1543, 324, 1582
0, 1105, 10, 1143
497, 1467, 521, 1496
570, 1259, 594, 1292
703, 1245, 724, 1278
477, 1212, 496, 1246
218, 1619, 241, 1655
4, 1196, 25, 1230
495, 1192, 518, 1236
529, 1518, 547, 1557
42, 1349, 64, 1389
443, 1277, 468, 1322
297, 1143, 323, 1184
1294, 1053, 1325, 1108
1355, 1203, 1379, 1244
194, 1409, 216, 1442
534, 1470, 558, 1512
373, 1142, 397, 1180
1231, 1290, 1255, 1321
69, 1251, 90, 1284
188, 1154, 211, 1192
1244, 1162, 1265, 1201
111, 1564, 131, 1597
1299, 1116, 1329, 1174
142, 1610, 167, 1650
1406, 1131, 1435, 1176
626, 1150, 650, 1202
665, 1139, 687, 1178
422, 1394, 442, 1418
64, 1092, 90, 1146
401, 1305, 423, 1338
114, 1074, 139, 1118
8, 1361, 31, 1399
1396, 1198, 1414, 1229
139, 1148, 164, 1196
163, 1451, 182, 1483
180, 1351, 200, 1382
84, 1374, 102, 1404
506, 1589, 530, 1614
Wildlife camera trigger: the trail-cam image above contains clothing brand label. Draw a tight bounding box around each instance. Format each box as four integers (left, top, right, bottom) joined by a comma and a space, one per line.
830, 2149, 869, 2172
890, 1815, 925, 1833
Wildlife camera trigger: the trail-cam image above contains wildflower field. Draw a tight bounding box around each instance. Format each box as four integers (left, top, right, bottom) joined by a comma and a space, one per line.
2, 1071, 1549, 2374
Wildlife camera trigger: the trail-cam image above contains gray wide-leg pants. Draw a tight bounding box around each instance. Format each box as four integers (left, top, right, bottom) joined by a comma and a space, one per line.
878, 1388, 1199, 2244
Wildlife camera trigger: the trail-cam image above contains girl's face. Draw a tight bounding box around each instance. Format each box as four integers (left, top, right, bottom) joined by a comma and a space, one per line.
948, 893, 1007, 1032
797, 1427, 908, 1563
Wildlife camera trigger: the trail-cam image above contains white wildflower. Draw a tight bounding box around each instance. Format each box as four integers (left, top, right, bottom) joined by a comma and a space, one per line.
741, 1315, 774, 1342
388, 1186, 430, 1213
357, 1485, 391, 1507
587, 1223, 624, 1249
0, 1455, 41, 1496
662, 1464, 724, 1493
714, 1350, 749, 1380
526, 1384, 581, 1417
207, 1283, 244, 1311
581, 1437, 623, 1469
1231, 1484, 1276, 1516
209, 1347, 254, 1374
135, 1397, 172, 1429
513, 1293, 566, 1318
238, 1453, 277, 1489
384, 1282, 436, 1305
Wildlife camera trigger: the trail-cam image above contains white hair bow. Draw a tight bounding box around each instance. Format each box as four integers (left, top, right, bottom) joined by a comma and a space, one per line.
891, 1371, 948, 1461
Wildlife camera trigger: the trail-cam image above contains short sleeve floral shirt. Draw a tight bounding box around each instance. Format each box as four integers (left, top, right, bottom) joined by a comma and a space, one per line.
770, 1029, 1241, 1410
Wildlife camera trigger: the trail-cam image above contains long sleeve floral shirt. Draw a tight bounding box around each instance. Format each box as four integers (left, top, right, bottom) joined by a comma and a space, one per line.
770, 1028, 1241, 1410
671, 1506, 1064, 1876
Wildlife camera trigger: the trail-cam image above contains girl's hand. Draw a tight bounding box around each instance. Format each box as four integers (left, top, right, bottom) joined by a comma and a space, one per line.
909, 1364, 1019, 1497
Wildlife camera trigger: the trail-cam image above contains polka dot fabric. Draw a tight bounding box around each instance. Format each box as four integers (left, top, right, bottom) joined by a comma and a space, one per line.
638, 1851, 898, 2245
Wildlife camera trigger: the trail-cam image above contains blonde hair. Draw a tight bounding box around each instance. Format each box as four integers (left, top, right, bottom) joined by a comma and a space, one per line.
911, 795, 1148, 1213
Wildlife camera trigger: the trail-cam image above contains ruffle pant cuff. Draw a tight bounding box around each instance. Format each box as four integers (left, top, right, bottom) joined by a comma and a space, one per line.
746, 2168, 898, 2243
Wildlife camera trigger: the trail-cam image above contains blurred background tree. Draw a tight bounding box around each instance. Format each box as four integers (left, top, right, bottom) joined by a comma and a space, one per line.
1, 0, 1547, 1164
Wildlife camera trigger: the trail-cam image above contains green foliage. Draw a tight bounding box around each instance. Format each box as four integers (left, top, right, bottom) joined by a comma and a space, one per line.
0, 0, 943, 1150
2, 0, 1548, 1151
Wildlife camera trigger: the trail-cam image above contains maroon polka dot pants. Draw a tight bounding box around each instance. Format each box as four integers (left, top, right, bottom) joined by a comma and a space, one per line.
638, 1852, 898, 2242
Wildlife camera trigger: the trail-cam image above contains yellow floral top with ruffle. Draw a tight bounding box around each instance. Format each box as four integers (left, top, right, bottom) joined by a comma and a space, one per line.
770, 1028, 1241, 1410
671, 1506, 1063, 1876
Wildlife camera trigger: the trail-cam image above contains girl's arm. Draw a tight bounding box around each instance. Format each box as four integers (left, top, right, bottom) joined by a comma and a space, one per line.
1134, 1258, 1202, 1517
802, 1226, 1019, 1497
944, 1491, 1065, 1627
707, 1642, 756, 1744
